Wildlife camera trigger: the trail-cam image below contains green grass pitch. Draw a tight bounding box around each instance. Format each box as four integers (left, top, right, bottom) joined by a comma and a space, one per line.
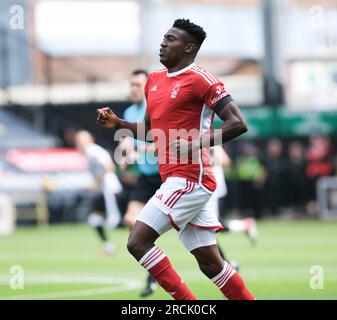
0, 221, 336, 300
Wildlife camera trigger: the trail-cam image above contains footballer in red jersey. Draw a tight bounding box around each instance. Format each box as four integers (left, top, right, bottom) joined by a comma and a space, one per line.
97, 18, 254, 300
144, 63, 231, 192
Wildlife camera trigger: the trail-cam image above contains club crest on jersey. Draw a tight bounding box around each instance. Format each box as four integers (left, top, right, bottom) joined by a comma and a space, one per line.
170, 83, 180, 99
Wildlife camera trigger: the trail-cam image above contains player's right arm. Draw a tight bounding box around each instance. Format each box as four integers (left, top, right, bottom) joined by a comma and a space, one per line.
96, 107, 152, 142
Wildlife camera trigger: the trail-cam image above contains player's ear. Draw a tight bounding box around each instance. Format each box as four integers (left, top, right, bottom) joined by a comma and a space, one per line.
185, 43, 196, 54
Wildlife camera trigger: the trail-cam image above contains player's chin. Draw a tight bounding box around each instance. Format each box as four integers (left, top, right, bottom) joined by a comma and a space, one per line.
159, 55, 169, 65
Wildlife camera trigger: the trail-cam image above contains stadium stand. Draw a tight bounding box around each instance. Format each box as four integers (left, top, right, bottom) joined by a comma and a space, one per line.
0, 109, 96, 225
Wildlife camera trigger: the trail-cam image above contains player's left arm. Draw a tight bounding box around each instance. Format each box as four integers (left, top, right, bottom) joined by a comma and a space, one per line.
177, 97, 247, 157
201, 97, 248, 148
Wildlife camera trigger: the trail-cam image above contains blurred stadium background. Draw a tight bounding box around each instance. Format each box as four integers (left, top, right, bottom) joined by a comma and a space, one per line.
0, 0, 337, 300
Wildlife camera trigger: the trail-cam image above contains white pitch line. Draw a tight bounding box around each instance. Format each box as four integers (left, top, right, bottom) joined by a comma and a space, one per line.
0, 275, 142, 300
3, 285, 140, 300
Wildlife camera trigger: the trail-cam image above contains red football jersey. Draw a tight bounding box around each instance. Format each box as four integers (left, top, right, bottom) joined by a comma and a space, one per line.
145, 63, 230, 192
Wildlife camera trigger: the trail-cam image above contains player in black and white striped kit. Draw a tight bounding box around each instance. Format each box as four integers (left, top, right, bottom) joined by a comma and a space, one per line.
75, 131, 122, 255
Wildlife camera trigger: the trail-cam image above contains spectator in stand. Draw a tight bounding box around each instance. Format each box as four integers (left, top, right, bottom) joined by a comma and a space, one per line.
62, 127, 78, 148
236, 142, 266, 219
283, 141, 307, 213
263, 139, 285, 217
305, 135, 335, 209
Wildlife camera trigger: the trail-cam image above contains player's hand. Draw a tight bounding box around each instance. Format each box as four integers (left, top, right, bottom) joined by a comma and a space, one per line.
96, 107, 120, 129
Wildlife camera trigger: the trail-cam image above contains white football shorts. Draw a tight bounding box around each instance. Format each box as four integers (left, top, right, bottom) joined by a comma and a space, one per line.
137, 177, 224, 251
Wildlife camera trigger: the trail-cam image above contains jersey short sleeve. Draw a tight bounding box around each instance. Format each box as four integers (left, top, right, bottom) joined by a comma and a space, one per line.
193, 70, 230, 109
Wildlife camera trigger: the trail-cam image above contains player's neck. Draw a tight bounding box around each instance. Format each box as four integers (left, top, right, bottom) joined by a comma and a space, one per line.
167, 59, 195, 74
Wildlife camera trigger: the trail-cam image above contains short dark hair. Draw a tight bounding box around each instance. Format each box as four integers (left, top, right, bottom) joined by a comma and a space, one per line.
173, 18, 207, 47
132, 69, 148, 78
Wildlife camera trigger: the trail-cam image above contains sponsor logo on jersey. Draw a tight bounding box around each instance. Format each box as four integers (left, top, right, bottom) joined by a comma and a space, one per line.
210, 91, 228, 105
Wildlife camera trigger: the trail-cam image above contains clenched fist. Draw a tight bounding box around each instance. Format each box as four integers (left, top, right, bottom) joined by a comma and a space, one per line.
96, 107, 120, 129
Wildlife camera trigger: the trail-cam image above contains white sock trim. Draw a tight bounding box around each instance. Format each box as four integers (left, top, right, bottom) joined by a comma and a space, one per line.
139, 246, 158, 265
212, 261, 235, 289
139, 246, 167, 271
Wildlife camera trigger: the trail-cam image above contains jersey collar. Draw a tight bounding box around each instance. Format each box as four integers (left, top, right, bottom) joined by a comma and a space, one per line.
167, 63, 195, 78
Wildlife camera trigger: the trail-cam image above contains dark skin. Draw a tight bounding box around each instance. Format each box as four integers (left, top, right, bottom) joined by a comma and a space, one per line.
97, 27, 247, 280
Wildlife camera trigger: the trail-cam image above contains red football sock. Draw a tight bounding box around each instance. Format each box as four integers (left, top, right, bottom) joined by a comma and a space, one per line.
212, 261, 255, 300
139, 246, 196, 300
